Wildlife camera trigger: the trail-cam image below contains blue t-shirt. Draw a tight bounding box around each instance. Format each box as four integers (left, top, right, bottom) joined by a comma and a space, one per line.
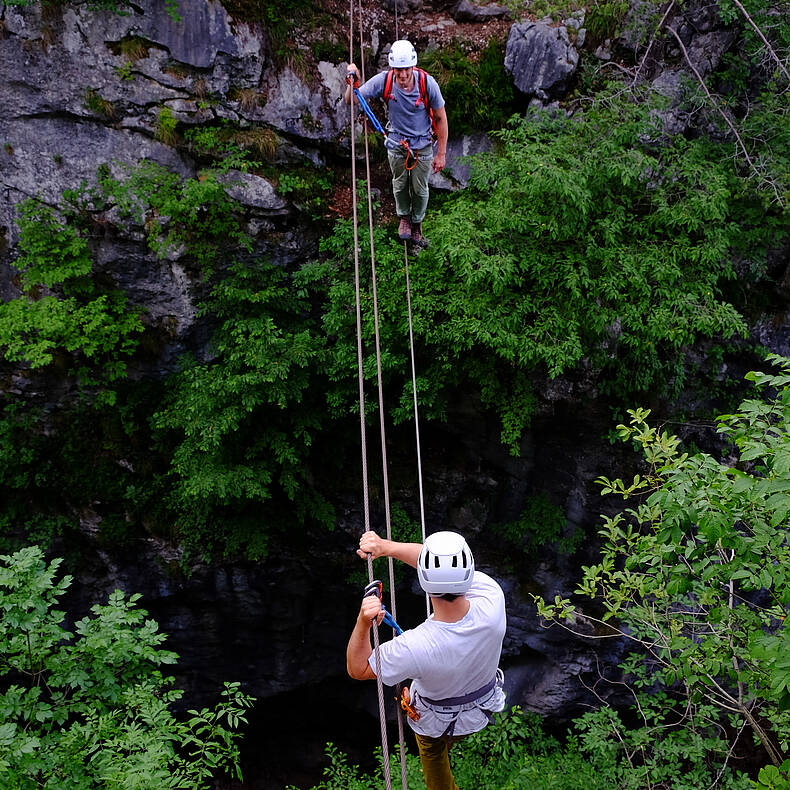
358, 69, 445, 151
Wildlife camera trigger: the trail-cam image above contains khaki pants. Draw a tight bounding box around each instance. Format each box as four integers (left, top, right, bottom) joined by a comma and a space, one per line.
387, 144, 433, 224
414, 732, 468, 790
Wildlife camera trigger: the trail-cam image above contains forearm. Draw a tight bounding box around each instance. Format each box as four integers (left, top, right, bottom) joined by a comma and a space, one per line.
434, 112, 448, 157
379, 539, 422, 568
357, 531, 422, 567
346, 617, 374, 679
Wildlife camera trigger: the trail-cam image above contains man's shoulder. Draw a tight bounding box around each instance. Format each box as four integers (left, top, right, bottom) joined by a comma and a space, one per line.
419, 70, 445, 107
470, 570, 504, 599
359, 70, 388, 98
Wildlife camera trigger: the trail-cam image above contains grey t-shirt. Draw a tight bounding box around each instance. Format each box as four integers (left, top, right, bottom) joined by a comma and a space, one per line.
358, 69, 445, 152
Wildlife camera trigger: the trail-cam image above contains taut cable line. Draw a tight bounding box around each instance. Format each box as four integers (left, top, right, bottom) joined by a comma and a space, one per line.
347, 2, 436, 782
352, 3, 410, 786
347, 2, 392, 787
403, 247, 430, 618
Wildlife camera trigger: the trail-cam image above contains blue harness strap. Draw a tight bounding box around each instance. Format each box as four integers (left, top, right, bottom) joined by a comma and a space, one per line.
353, 88, 386, 135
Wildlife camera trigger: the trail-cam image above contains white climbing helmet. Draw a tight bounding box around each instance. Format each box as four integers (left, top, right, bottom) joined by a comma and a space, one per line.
417, 531, 475, 595
388, 39, 418, 68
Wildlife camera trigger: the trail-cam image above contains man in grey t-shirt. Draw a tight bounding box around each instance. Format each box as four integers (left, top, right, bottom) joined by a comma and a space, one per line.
347, 531, 506, 790
344, 40, 449, 247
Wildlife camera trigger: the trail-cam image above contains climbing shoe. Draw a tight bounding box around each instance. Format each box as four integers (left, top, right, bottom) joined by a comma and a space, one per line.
398, 216, 412, 241
411, 222, 428, 248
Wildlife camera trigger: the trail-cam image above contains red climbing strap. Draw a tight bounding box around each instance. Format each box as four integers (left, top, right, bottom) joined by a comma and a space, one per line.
400, 139, 419, 170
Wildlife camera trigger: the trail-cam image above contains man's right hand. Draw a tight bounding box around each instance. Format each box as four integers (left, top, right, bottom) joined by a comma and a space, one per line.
344, 63, 360, 104
357, 530, 387, 560
346, 63, 360, 79
360, 593, 384, 627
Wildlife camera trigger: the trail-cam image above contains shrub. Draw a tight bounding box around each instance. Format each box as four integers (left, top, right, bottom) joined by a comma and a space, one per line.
0, 545, 253, 788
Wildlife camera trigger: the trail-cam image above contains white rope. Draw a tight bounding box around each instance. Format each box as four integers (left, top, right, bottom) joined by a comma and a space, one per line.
403, 248, 431, 618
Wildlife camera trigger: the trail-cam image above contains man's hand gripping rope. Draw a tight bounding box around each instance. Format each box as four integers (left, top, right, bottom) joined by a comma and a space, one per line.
361, 576, 420, 722
363, 579, 403, 635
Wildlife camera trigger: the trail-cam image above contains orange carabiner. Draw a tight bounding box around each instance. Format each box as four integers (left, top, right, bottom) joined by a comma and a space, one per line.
398, 686, 421, 722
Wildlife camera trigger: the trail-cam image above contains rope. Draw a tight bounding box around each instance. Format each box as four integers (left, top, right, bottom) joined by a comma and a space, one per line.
348, 0, 434, 781
349, 1, 413, 787
348, 3, 392, 788
403, 246, 431, 618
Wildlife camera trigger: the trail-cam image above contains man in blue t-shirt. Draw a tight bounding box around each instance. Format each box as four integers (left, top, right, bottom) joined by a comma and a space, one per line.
344, 40, 448, 247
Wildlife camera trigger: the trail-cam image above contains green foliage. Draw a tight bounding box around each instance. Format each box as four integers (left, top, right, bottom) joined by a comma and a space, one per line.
493, 491, 579, 563
83, 88, 115, 119
296, 708, 753, 790
115, 60, 135, 81
0, 199, 143, 390
585, 0, 629, 44
419, 40, 518, 135
277, 167, 335, 218
0, 545, 253, 788
99, 161, 251, 274
311, 39, 347, 65
220, 0, 312, 62
151, 258, 332, 559
183, 123, 258, 171
538, 355, 790, 773
313, 91, 783, 454
756, 762, 790, 790
155, 106, 179, 146
574, 703, 753, 790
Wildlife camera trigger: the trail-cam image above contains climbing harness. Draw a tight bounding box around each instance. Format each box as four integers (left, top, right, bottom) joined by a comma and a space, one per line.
413, 669, 506, 737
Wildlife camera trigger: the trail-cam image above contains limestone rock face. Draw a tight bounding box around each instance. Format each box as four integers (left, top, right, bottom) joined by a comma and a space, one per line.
257, 63, 349, 141
452, 0, 510, 22
429, 132, 493, 189
504, 21, 580, 100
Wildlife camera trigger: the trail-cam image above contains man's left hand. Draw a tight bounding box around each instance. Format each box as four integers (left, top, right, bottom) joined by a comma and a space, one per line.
432, 152, 446, 174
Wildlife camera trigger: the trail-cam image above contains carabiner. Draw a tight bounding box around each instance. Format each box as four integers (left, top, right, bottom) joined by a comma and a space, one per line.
363, 579, 403, 635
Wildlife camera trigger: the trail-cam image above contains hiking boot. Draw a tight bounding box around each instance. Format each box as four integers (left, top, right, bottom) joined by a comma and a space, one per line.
398, 216, 412, 241
411, 222, 428, 248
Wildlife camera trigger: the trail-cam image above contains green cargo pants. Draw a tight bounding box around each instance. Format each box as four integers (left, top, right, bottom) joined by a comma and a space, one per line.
387, 144, 433, 224
414, 731, 468, 790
